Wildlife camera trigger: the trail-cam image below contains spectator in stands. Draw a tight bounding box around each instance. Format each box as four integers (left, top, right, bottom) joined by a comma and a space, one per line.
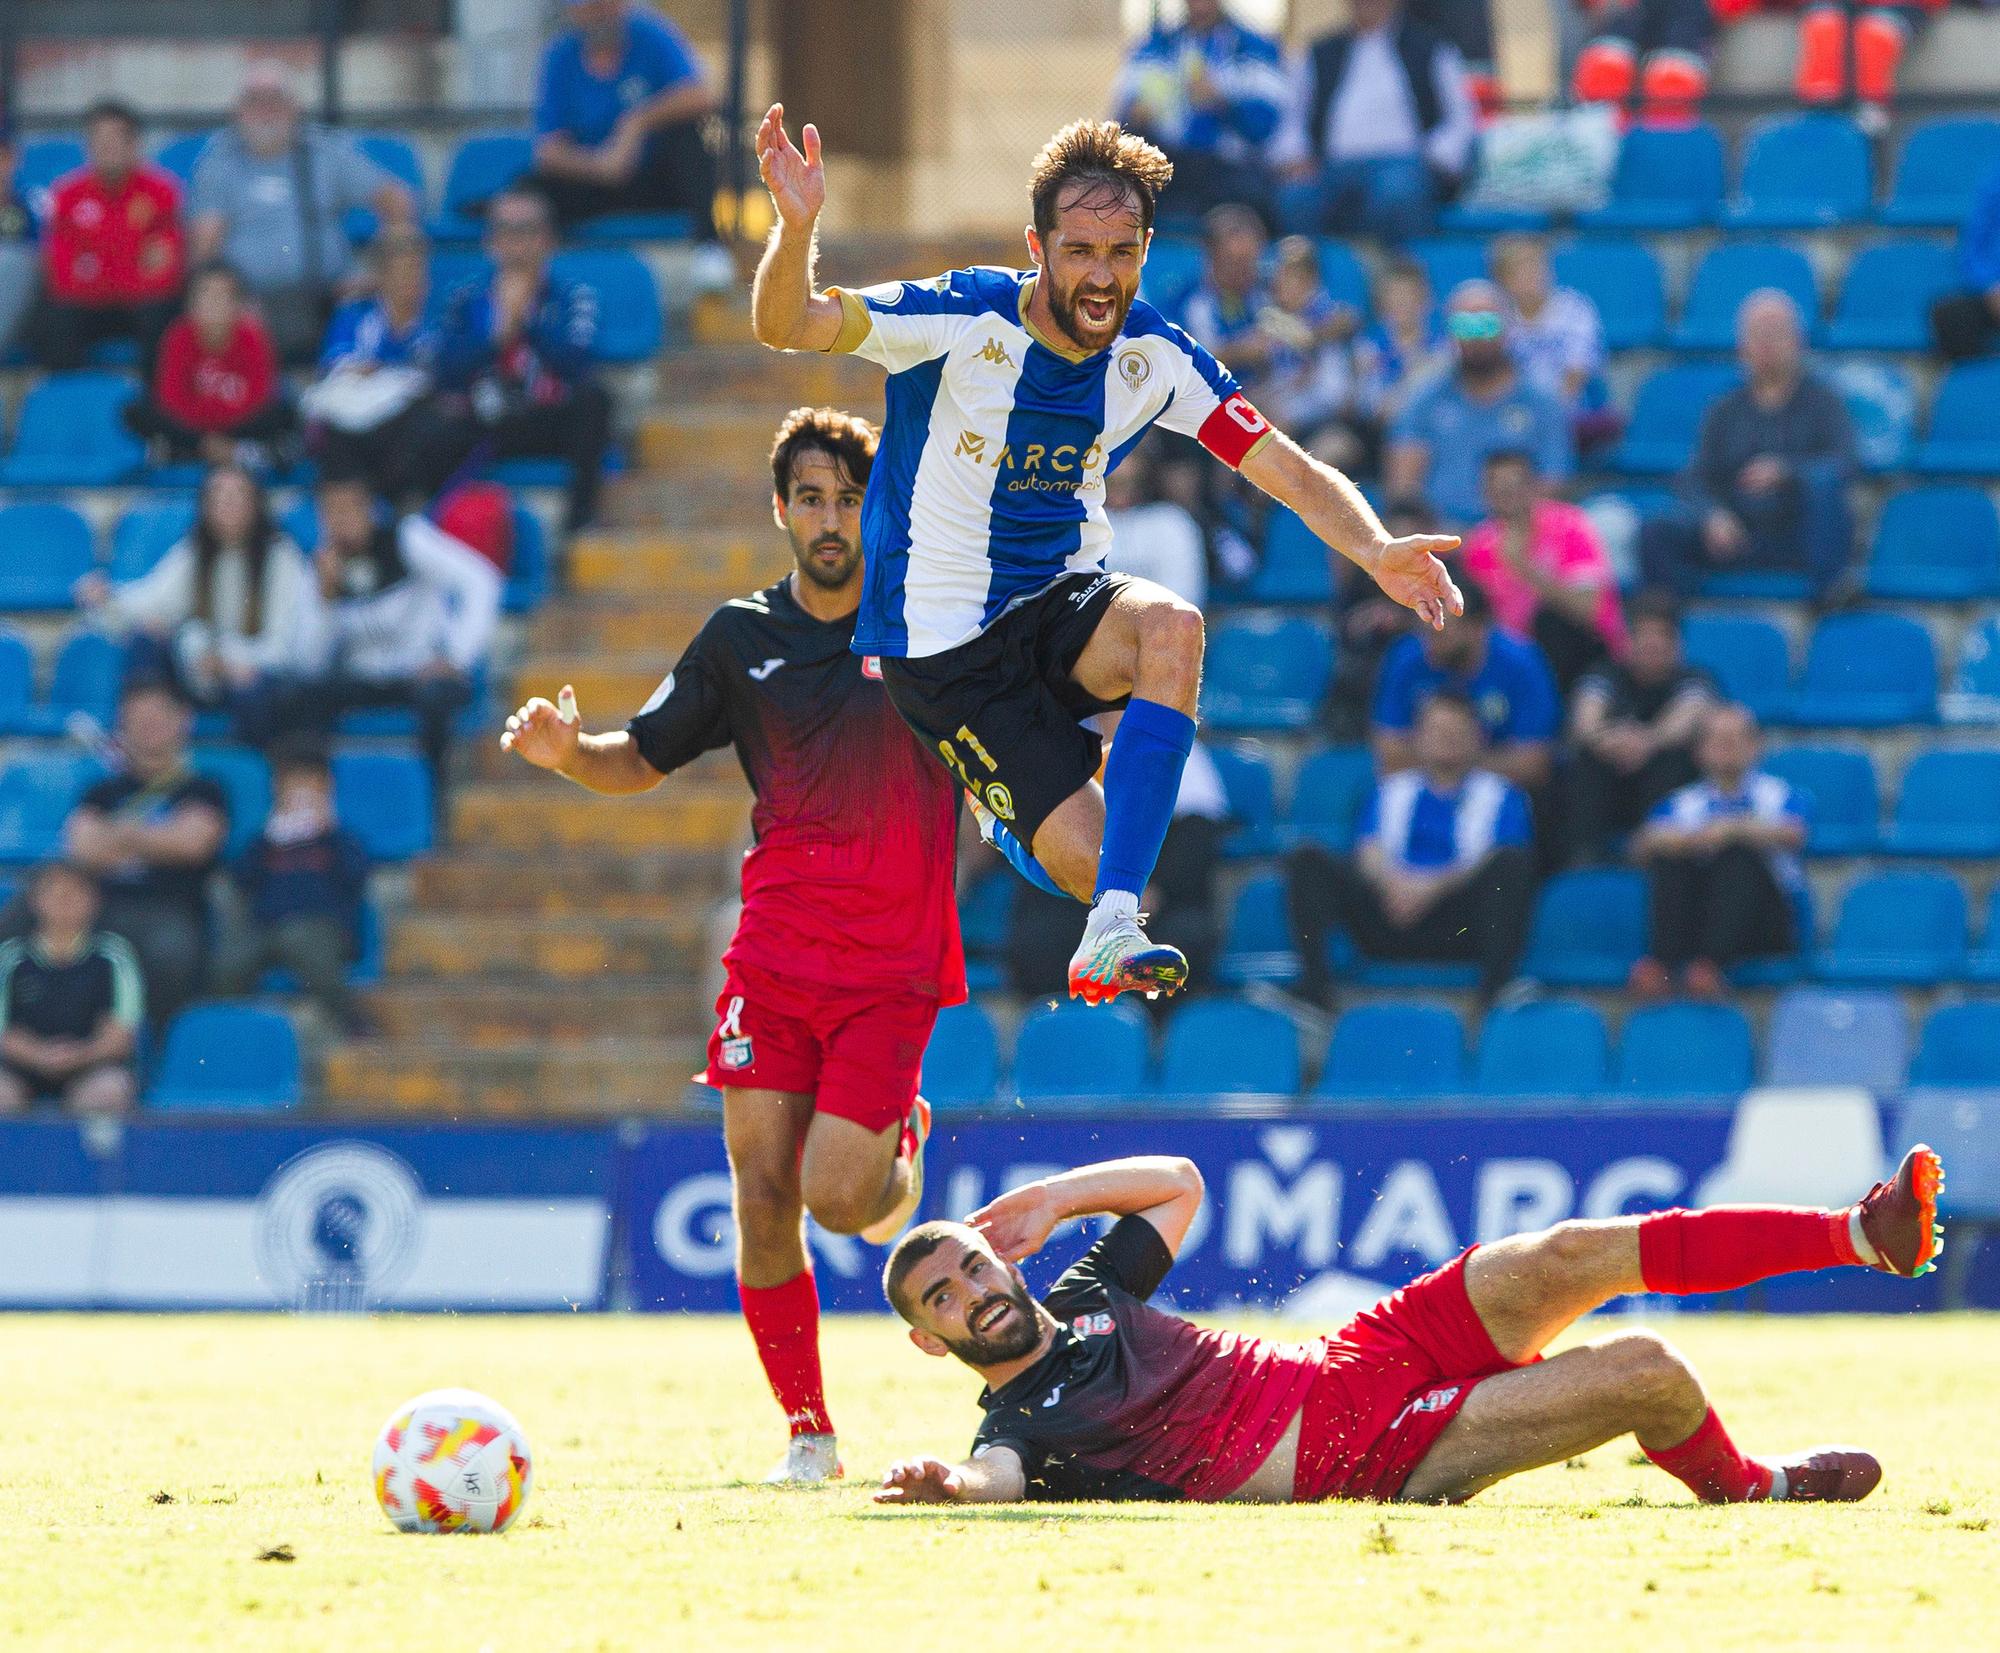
1111, 0, 1288, 225
1104, 440, 1207, 609
1490, 235, 1605, 418
0, 862, 143, 1116
1371, 578, 1558, 793
273, 473, 501, 812
1638, 289, 1857, 598
0, 119, 34, 360
1328, 497, 1441, 739
414, 188, 613, 534
1628, 702, 1805, 999
63, 679, 229, 1024
26, 99, 183, 373
1356, 256, 1448, 423
213, 740, 371, 1035
531, 0, 721, 245
188, 60, 414, 363
1272, 0, 1479, 243
1258, 236, 1370, 473
1717, 0, 1945, 132
1460, 448, 1626, 693
1385, 280, 1572, 528
1182, 203, 1270, 361
1571, 0, 1714, 121
1932, 156, 2000, 361
1285, 689, 1536, 1008
304, 228, 441, 496
124, 262, 294, 468
1565, 592, 1717, 866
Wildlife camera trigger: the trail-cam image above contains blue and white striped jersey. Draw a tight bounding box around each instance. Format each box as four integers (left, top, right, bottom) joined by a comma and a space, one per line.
825, 265, 1273, 658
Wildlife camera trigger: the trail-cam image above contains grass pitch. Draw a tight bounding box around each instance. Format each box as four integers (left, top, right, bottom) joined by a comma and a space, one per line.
1, 1313, 1993, 1651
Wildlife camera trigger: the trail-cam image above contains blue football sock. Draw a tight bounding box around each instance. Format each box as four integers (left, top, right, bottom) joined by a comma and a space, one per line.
1094, 697, 1197, 903
986, 813, 1069, 899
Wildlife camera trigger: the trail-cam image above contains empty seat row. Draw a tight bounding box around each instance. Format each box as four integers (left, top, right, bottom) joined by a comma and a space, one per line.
1682, 610, 1945, 727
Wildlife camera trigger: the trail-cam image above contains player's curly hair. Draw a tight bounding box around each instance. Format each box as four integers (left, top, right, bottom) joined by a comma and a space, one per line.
769, 406, 879, 500
1028, 119, 1173, 241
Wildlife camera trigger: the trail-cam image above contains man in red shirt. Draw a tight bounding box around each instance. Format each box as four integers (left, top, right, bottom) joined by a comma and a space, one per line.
28, 99, 183, 371
502, 407, 964, 1484
879, 1145, 1942, 1508
124, 262, 293, 465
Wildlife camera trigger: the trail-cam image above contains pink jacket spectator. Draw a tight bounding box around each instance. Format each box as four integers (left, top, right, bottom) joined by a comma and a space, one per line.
1461, 499, 1629, 660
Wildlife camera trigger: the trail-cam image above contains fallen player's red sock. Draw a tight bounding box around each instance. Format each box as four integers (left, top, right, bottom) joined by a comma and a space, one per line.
1644, 1406, 1774, 1503
1638, 1205, 1858, 1295
739, 1269, 833, 1437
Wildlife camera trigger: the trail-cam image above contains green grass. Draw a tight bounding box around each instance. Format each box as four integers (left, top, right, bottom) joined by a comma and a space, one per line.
1, 1313, 1993, 1650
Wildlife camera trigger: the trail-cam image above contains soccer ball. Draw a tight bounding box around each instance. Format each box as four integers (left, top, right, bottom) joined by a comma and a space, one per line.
372, 1388, 533, 1534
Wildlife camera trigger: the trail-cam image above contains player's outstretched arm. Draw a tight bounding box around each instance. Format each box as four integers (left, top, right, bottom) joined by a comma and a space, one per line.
874, 1448, 1026, 1506
969, 1156, 1204, 1263
749, 103, 845, 353
1240, 429, 1463, 632
500, 685, 663, 796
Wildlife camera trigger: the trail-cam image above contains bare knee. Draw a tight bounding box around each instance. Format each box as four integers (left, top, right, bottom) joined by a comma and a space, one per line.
800, 1169, 878, 1237
732, 1161, 803, 1253
67, 1067, 134, 1116
1538, 1221, 1609, 1273
1136, 599, 1204, 682
1594, 1330, 1705, 1436
0, 1071, 29, 1113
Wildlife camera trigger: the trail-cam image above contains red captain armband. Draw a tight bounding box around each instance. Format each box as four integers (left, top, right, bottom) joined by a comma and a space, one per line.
1196, 392, 1273, 468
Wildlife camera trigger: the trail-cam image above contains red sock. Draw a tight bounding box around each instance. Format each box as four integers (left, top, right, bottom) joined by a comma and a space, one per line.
1644, 1406, 1773, 1503
739, 1269, 833, 1437
1638, 1205, 1858, 1296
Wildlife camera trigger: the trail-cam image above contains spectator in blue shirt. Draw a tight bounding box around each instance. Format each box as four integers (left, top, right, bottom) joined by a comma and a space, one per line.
1284, 689, 1537, 1006
410, 188, 612, 532
1629, 703, 1805, 1001
305, 228, 442, 497
1385, 281, 1574, 528
1930, 156, 2000, 360
531, 0, 718, 240
1370, 579, 1559, 793
1181, 203, 1270, 361
1111, 0, 1288, 225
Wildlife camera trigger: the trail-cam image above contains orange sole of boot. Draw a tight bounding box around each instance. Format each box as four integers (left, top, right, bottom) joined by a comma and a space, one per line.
1909, 1145, 1944, 1276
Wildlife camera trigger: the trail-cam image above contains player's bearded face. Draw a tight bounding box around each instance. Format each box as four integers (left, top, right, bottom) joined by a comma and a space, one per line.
940, 1267, 1042, 1365
1040, 184, 1146, 352
781, 454, 865, 590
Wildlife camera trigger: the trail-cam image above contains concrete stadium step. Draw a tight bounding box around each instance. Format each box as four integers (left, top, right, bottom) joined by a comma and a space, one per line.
528, 598, 713, 656
636, 407, 806, 475
387, 911, 712, 980
567, 531, 792, 596
508, 660, 687, 719
451, 783, 748, 852
321, 1037, 708, 1117
603, 475, 786, 530
362, 981, 711, 1044
408, 849, 730, 915
658, 346, 885, 408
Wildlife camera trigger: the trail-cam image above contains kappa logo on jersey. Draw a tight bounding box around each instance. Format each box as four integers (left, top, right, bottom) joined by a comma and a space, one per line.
861, 655, 883, 680
1072, 1312, 1114, 1337
975, 337, 1015, 368
747, 658, 786, 681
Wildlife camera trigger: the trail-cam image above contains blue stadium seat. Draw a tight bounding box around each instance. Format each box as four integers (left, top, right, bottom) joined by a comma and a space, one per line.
1824, 242, 1958, 352
1789, 612, 1937, 728
1765, 986, 1909, 1087
47, 632, 125, 725
1612, 363, 1738, 474
0, 631, 34, 732
1310, 239, 1371, 314
1207, 743, 1278, 857
1681, 614, 1791, 721
1864, 487, 2000, 601
0, 503, 94, 610
1474, 1000, 1610, 1096
14, 136, 84, 217
153, 132, 208, 184
1882, 117, 2000, 226
1910, 1001, 2000, 1086
437, 132, 534, 235
1551, 240, 1665, 350
1523, 868, 1647, 987
1580, 123, 1725, 230
1953, 615, 2000, 707
1316, 1002, 1467, 1099
1725, 114, 1871, 228
918, 1002, 1001, 1107
1438, 201, 1551, 234
1832, 360, 1914, 475
1896, 1091, 2000, 1306
1158, 999, 1300, 1098
1284, 744, 1375, 852
1973, 888, 2000, 983
344, 132, 428, 243
504, 507, 552, 614
1883, 749, 2000, 857
1246, 507, 1335, 603
1761, 746, 1879, 854
1819, 871, 1967, 985
1013, 1000, 1151, 1102
550, 249, 664, 362
1407, 238, 1486, 300
1731, 884, 1817, 988
956, 870, 1012, 991
0, 372, 143, 486
189, 745, 274, 860
0, 753, 107, 863
109, 498, 198, 583
1616, 1002, 1756, 1096
330, 751, 434, 861
1139, 237, 1203, 320
1200, 616, 1332, 730
1217, 873, 1302, 985
1670, 242, 1818, 352
1915, 360, 2000, 475
148, 1003, 302, 1111
1355, 956, 1480, 990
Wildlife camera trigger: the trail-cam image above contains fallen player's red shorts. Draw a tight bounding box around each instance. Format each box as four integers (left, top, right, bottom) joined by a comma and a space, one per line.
1291, 1247, 1527, 1504
701, 964, 938, 1133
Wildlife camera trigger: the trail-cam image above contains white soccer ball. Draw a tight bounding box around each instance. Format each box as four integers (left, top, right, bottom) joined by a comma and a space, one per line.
372, 1388, 533, 1534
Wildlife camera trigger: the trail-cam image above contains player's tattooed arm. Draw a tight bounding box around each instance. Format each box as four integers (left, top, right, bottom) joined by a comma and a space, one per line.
1240, 429, 1464, 632
501, 686, 663, 795
875, 1447, 1027, 1506
969, 1156, 1204, 1263
750, 103, 846, 353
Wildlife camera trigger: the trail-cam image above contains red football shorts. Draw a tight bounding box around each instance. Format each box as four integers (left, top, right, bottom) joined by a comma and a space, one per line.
701, 966, 939, 1134
1291, 1247, 1527, 1504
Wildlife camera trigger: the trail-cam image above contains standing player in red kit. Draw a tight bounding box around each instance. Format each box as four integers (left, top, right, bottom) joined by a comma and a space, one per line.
876, 1146, 1943, 1507
502, 407, 963, 1484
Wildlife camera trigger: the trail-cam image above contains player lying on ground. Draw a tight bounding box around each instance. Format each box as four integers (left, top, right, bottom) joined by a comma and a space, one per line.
502, 407, 962, 1484
750, 108, 1461, 1005
876, 1147, 1944, 1506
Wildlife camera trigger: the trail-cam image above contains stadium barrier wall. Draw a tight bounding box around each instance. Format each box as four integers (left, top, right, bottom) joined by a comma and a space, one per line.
1, 1094, 1989, 1313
